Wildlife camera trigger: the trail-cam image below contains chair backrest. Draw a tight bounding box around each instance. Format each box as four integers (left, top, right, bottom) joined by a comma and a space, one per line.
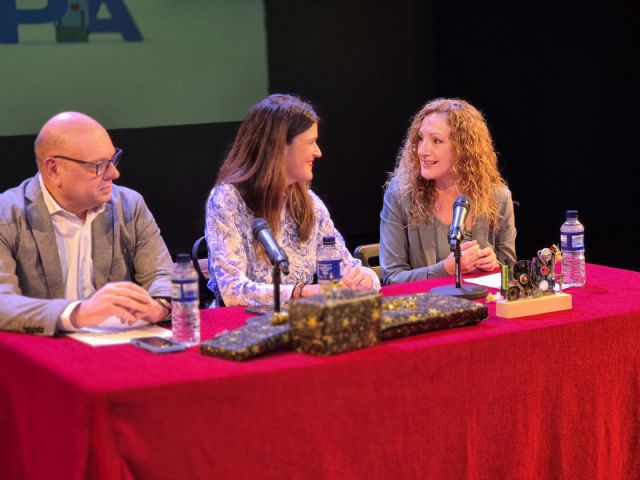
191, 236, 210, 281
191, 236, 215, 308
354, 243, 382, 281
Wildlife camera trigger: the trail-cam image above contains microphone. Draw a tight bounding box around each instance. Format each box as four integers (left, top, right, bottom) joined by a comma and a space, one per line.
431, 193, 487, 300
448, 195, 470, 250
251, 218, 290, 275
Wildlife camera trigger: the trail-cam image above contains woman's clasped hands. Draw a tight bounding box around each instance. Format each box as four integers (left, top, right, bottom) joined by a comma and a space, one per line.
444, 240, 498, 275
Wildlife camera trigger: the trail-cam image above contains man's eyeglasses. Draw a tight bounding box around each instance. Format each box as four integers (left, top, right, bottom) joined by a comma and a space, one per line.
52, 148, 122, 176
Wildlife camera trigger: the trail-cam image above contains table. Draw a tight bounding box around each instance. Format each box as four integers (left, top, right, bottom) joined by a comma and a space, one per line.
1, 264, 639, 479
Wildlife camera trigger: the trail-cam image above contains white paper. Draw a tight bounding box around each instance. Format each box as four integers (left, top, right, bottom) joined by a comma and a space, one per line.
464, 272, 571, 292
91, 315, 150, 330
67, 324, 172, 347
464, 273, 502, 289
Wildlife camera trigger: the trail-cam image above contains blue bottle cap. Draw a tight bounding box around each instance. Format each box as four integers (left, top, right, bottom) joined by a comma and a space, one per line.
322, 236, 336, 245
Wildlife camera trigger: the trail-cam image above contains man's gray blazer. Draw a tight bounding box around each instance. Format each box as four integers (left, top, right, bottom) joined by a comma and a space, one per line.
0, 174, 173, 336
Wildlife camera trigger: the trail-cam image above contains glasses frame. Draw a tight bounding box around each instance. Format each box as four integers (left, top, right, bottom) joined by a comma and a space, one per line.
52, 147, 122, 176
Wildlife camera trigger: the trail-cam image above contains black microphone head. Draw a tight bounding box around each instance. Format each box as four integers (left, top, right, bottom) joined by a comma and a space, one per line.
280, 261, 290, 276
251, 218, 269, 239
454, 195, 470, 210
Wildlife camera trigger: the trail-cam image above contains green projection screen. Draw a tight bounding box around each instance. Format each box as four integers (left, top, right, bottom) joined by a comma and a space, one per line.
0, 0, 268, 135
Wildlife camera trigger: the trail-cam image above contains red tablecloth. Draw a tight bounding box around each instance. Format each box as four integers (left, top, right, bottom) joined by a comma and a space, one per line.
1, 264, 639, 479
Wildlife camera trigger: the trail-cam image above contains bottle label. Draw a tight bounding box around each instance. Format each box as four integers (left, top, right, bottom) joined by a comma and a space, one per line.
317, 259, 342, 282
560, 233, 585, 251
172, 279, 199, 302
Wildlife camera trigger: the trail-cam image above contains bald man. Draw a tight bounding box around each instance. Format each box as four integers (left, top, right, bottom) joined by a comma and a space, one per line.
0, 112, 173, 335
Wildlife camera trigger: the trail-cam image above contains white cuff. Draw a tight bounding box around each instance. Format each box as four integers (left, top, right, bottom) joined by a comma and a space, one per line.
58, 300, 82, 332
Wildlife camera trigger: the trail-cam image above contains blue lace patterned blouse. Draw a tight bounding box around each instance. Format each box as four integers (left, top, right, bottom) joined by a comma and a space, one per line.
205, 183, 379, 307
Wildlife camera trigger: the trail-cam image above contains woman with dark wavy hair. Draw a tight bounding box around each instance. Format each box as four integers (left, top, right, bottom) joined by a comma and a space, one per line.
206, 94, 379, 306
380, 98, 517, 285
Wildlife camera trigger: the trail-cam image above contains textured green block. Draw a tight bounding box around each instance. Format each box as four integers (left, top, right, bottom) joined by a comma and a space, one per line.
381, 293, 488, 340
289, 289, 382, 355
200, 315, 291, 361
294, 325, 380, 356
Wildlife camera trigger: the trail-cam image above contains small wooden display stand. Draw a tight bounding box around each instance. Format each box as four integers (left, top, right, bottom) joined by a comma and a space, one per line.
495, 293, 572, 319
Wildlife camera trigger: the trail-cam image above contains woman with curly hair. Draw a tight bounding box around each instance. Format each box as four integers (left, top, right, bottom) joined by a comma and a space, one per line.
206, 94, 380, 307
380, 98, 516, 285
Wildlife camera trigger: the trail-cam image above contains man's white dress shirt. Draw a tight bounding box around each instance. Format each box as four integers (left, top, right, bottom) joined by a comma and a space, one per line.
38, 175, 104, 331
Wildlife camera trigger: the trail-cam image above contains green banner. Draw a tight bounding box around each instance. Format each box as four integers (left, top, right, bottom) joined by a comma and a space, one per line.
0, 0, 268, 135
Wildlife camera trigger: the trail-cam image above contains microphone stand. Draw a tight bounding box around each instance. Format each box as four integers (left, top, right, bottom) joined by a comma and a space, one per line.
272, 264, 282, 313
431, 238, 488, 300
454, 241, 462, 288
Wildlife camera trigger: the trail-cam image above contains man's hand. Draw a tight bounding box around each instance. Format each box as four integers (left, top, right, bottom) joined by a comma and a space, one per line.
70, 282, 160, 329
140, 298, 171, 324
343, 265, 375, 291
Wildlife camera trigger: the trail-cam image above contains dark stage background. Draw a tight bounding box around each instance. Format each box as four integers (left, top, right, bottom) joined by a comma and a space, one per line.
2, 1, 638, 272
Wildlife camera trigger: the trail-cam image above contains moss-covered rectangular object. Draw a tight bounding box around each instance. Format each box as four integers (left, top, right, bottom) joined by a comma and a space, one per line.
200, 315, 291, 361
294, 325, 380, 356
381, 292, 487, 340
289, 289, 382, 355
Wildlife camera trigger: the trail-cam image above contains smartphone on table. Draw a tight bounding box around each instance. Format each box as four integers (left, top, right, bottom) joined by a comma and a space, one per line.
130, 336, 186, 353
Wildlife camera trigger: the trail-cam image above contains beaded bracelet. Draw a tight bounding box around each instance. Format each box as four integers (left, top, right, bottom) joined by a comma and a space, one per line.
292, 282, 306, 299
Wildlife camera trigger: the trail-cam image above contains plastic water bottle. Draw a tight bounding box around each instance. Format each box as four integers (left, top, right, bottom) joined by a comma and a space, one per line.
171, 254, 200, 345
316, 236, 343, 293
560, 210, 586, 287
